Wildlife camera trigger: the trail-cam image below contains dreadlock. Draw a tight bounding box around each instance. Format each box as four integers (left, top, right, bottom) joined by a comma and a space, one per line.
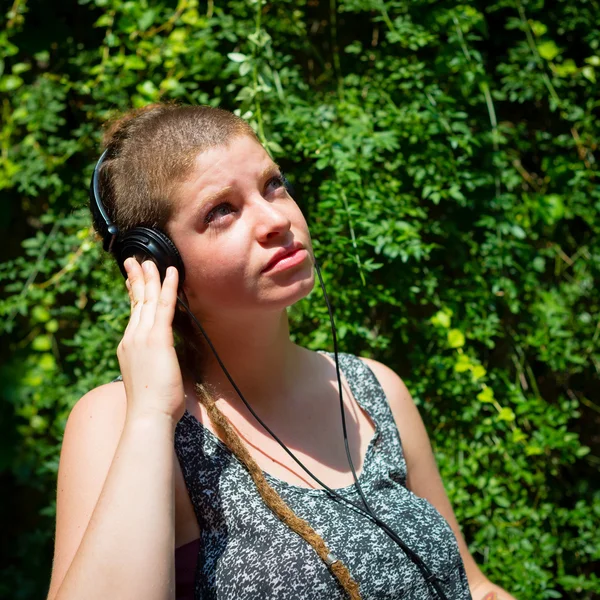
195, 383, 362, 600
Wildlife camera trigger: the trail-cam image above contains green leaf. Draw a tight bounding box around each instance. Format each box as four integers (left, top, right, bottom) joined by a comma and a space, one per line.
431, 310, 451, 328
138, 9, 156, 31
454, 354, 471, 373
267, 140, 283, 154
239, 61, 252, 77
32, 306, 51, 323
136, 80, 159, 99
12, 62, 31, 75
525, 446, 544, 456
0, 75, 23, 91
95, 13, 113, 27
497, 406, 516, 422
553, 59, 577, 77
533, 257, 546, 272
511, 225, 526, 239
537, 41, 560, 61
45, 319, 59, 333
181, 9, 200, 26
529, 20, 547, 37
32, 335, 52, 352
512, 428, 527, 444
448, 186, 466, 203
542, 194, 564, 225
447, 329, 465, 348
575, 446, 591, 458
228, 52, 248, 63
582, 66, 596, 83
495, 495, 511, 508
471, 365, 486, 381
160, 78, 180, 91
38, 353, 56, 372
124, 55, 146, 70
477, 386, 495, 403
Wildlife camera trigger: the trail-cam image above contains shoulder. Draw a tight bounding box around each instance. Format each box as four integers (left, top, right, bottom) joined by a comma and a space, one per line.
357, 356, 413, 413
59, 381, 129, 500
64, 380, 127, 443
59, 381, 129, 507
357, 355, 421, 424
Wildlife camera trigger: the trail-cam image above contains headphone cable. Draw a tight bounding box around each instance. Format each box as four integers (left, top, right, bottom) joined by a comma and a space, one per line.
176, 259, 449, 600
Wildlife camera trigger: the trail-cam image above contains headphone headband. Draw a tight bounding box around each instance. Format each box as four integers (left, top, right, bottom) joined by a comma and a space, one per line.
89, 149, 119, 253
88, 149, 186, 284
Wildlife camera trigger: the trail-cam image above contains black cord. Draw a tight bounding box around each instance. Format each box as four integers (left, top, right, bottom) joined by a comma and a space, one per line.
176, 258, 449, 600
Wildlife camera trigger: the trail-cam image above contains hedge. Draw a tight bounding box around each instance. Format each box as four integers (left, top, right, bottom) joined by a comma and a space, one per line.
1, 0, 598, 598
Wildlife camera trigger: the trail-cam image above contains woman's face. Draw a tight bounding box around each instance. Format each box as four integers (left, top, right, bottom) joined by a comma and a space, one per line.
167, 135, 315, 319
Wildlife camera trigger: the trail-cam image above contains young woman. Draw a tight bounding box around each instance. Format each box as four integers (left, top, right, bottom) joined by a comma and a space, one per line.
47, 104, 516, 600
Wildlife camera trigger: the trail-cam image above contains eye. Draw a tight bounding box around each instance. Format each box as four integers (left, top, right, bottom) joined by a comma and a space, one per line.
266, 174, 286, 194
204, 202, 235, 225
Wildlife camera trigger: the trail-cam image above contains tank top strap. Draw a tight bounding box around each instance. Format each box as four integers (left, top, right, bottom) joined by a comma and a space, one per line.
331, 352, 403, 438
328, 352, 407, 488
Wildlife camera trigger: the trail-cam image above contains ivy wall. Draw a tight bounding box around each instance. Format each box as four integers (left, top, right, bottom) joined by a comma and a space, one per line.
1, 0, 599, 598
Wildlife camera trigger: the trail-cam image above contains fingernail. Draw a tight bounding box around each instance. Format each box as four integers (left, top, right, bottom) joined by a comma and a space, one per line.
166, 267, 174, 278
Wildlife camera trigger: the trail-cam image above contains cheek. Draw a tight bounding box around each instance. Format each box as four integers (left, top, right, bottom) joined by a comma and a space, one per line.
179, 237, 252, 304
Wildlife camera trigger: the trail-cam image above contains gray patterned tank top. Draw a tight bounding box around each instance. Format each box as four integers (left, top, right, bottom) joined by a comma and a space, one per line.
173, 352, 473, 599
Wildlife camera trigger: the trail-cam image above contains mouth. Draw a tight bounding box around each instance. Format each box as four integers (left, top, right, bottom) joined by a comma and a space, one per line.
262, 243, 307, 273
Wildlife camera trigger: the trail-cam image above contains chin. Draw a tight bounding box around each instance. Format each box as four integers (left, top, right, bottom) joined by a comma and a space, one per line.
264, 270, 315, 310
287, 276, 315, 307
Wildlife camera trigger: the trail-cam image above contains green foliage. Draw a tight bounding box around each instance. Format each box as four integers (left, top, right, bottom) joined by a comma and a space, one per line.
1, 0, 599, 598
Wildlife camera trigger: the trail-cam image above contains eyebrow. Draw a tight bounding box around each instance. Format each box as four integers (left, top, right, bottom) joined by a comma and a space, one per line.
193, 163, 282, 217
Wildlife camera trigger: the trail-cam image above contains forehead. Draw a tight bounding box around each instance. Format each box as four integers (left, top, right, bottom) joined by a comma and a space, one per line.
192, 135, 272, 184
171, 135, 275, 210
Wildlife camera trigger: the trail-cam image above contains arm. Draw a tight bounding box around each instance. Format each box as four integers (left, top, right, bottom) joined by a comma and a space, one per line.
47, 384, 177, 600
48, 259, 185, 600
360, 358, 518, 600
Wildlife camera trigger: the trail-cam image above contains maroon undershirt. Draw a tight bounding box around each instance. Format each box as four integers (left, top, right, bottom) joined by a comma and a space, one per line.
175, 538, 200, 600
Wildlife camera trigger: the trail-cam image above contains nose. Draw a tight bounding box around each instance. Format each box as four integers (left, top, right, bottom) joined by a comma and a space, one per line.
253, 196, 292, 243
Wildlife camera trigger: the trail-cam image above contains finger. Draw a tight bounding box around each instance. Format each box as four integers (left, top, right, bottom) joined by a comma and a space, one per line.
122, 278, 135, 339
124, 257, 145, 330
153, 266, 179, 334
138, 260, 162, 330
125, 278, 133, 302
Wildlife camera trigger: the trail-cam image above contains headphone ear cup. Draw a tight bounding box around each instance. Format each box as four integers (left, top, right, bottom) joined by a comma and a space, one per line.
114, 226, 185, 285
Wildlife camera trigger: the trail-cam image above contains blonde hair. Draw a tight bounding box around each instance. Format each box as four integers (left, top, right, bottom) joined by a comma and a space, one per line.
95, 103, 362, 598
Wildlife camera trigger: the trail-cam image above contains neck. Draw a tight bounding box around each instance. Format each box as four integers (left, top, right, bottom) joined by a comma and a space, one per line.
192, 308, 308, 412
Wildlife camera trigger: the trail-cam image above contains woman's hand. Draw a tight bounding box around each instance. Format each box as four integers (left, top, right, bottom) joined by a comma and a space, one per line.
470, 578, 518, 600
118, 257, 185, 425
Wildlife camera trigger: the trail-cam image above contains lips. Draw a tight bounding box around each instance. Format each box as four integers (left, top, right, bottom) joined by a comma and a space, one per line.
262, 243, 305, 273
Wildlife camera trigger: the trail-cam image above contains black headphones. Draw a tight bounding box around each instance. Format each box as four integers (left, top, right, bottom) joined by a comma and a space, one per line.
89, 149, 186, 284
